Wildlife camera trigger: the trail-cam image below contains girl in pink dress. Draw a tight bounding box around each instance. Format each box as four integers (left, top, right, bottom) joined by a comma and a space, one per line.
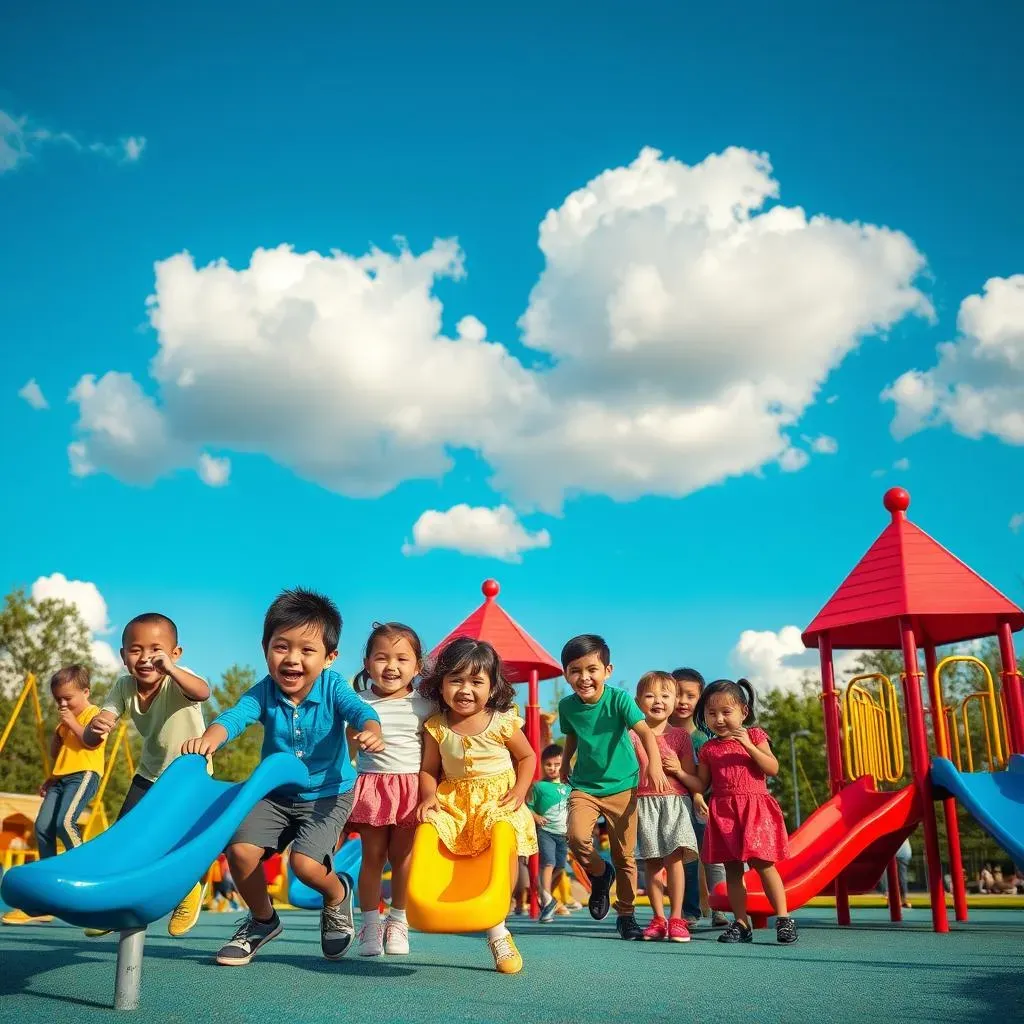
695, 678, 797, 945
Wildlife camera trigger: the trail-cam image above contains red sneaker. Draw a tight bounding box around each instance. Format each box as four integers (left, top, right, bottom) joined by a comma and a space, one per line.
642, 917, 668, 941
668, 917, 692, 943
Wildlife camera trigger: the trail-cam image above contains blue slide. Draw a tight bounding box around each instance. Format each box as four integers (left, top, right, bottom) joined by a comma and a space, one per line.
0, 753, 308, 931
287, 837, 362, 910
932, 754, 1024, 864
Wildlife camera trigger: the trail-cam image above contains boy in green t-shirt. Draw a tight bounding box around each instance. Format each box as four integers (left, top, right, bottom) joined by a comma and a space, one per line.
558, 634, 668, 940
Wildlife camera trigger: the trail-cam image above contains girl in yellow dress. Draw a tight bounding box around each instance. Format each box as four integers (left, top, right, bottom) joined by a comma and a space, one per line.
416, 637, 538, 974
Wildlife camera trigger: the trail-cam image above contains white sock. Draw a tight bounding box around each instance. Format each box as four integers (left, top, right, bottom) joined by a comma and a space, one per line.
361, 909, 380, 930
540, 889, 552, 905
387, 907, 407, 923
486, 923, 510, 942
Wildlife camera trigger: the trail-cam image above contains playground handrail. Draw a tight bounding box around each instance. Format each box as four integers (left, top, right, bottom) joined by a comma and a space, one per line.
0, 674, 51, 777
932, 655, 1005, 771
841, 673, 904, 784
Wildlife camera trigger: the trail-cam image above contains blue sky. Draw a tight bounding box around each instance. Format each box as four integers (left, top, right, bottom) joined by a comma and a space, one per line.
3, 1, 1023, 705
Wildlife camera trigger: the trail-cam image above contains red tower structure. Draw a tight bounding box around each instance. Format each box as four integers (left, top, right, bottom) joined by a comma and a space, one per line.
802, 487, 1024, 933
429, 579, 563, 916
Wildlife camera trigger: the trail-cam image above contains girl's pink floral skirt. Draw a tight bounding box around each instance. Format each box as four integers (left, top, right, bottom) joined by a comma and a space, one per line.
348, 772, 419, 828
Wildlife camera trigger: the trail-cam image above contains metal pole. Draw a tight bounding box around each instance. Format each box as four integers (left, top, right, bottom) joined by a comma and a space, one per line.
114, 928, 146, 1011
788, 730, 810, 827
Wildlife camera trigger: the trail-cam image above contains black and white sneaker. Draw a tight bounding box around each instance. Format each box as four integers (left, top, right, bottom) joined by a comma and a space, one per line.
615, 914, 644, 940
776, 916, 798, 944
717, 920, 753, 944
539, 898, 558, 923
587, 862, 615, 921
215, 913, 282, 966
321, 879, 355, 959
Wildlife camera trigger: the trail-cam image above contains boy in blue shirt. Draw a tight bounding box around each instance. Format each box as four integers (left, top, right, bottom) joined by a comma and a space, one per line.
182, 589, 382, 966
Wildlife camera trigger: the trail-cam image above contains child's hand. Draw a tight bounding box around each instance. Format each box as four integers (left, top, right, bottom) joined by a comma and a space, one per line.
353, 728, 386, 754
58, 706, 77, 728
693, 793, 709, 821
416, 797, 439, 823
729, 726, 752, 749
181, 736, 217, 757
38, 779, 52, 798
648, 765, 671, 794
90, 716, 114, 738
498, 786, 528, 811
148, 649, 175, 674
661, 752, 681, 774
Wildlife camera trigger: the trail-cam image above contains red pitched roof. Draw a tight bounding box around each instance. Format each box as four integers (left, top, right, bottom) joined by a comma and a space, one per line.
802, 488, 1024, 650
429, 580, 563, 683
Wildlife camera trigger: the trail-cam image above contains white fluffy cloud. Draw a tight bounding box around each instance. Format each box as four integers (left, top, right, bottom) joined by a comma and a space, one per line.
67, 146, 929, 511
18, 378, 48, 410
809, 435, 839, 455
1, 108, 145, 173
885, 275, 1024, 445
1011, 513, 1024, 533
402, 505, 551, 562
731, 625, 862, 695
197, 453, 231, 487
30, 573, 121, 674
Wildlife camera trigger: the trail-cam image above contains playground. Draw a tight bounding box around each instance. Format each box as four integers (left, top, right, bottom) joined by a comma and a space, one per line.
1, 488, 1023, 1019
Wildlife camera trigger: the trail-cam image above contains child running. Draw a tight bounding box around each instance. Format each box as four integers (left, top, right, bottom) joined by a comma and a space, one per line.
82, 613, 210, 937
559, 634, 669, 941
631, 671, 702, 943
182, 588, 384, 965
348, 622, 432, 957
695, 678, 797, 944
670, 667, 728, 928
527, 744, 572, 923
416, 637, 538, 975
2, 665, 106, 926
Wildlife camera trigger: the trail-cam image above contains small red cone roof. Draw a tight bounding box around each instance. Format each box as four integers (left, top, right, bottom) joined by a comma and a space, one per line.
802, 488, 1024, 650
429, 580, 563, 683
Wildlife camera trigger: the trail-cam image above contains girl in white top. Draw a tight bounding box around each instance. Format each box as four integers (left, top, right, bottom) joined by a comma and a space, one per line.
348, 622, 432, 957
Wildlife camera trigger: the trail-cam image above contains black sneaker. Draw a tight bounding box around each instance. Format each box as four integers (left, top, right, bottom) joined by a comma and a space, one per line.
776, 916, 798, 944
215, 913, 282, 966
587, 862, 615, 921
615, 914, 644, 940
717, 920, 753, 944
539, 898, 558, 924
321, 879, 355, 959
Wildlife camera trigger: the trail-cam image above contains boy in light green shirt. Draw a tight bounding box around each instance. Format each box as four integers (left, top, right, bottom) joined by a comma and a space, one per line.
558, 634, 667, 941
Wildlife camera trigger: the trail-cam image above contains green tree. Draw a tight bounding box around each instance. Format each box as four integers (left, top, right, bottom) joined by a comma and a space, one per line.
210, 664, 264, 782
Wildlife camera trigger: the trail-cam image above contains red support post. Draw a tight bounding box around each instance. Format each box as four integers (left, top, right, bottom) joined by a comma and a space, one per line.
925, 643, 968, 922
899, 619, 948, 934
526, 668, 541, 919
818, 634, 850, 926
997, 622, 1024, 756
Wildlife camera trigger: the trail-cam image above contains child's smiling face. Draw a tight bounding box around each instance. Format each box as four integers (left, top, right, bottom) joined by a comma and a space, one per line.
671, 679, 702, 726
705, 692, 748, 736
565, 653, 612, 704
441, 665, 492, 719
121, 621, 181, 689
266, 621, 337, 703
637, 680, 675, 724
542, 755, 562, 781
365, 635, 420, 698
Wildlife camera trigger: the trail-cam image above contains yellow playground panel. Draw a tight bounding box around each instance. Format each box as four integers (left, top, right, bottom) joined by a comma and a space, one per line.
840, 673, 905, 785
933, 655, 1008, 774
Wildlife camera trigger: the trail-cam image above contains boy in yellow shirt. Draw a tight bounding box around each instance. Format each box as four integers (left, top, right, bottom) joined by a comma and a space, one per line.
2, 664, 106, 926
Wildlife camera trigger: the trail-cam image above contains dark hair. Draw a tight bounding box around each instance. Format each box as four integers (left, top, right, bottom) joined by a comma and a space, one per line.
695, 678, 757, 732
50, 664, 90, 693
671, 667, 705, 690
121, 613, 178, 648
363, 622, 423, 664
636, 670, 676, 698
560, 634, 610, 670
541, 743, 563, 761
262, 588, 342, 654
418, 637, 515, 713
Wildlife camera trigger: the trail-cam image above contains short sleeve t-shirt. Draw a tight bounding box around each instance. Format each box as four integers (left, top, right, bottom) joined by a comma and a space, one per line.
558, 685, 644, 796
53, 704, 105, 777
528, 779, 571, 834
356, 689, 432, 774
631, 726, 694, 796
102, 671, 207, 782
689, 728, 709, 757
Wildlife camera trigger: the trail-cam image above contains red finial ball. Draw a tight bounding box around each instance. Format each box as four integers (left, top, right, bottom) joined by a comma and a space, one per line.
883, 487, 911, 514
482, 579, 500, 599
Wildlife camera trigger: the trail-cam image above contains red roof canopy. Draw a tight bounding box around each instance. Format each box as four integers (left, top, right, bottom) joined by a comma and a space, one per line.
429, 580, 563, 683
802, 488, 1024, 650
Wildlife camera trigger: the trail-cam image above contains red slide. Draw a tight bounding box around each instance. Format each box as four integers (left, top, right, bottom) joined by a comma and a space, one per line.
709, 776, 921, 915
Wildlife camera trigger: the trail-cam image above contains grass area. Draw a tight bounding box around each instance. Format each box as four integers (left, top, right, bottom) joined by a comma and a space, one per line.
2, 903, 1022, 1022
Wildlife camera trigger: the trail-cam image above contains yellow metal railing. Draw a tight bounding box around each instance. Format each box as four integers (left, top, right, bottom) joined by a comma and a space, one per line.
0, 674, 51, 777
841, 673, 905, 784
933, 655, 1007, 772
82, 721, 135, 841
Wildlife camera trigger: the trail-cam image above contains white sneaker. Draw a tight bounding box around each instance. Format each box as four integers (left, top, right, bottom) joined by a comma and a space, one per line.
384, 917, 410, 955
357, 921, 384, 957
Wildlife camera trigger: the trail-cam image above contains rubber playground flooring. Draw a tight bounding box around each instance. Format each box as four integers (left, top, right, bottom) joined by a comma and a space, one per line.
1, 904, 1022, 1023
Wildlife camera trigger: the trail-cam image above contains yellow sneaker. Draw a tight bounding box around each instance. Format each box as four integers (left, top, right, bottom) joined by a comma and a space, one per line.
487, 932, 523, 975
168, 882, 204, 937
2, 908, 53, 925
84, 927, 112, 937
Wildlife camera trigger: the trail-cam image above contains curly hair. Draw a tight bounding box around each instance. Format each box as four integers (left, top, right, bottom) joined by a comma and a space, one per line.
418, 637, 515, 713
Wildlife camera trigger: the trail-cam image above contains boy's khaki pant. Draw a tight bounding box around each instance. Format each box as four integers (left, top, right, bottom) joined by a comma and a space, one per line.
567, 788, 637, 916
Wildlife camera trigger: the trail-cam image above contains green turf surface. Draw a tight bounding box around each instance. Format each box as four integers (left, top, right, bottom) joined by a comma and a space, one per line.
2, 905, 1022, 1022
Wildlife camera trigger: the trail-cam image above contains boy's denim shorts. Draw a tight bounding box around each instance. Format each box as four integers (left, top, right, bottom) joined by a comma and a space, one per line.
537, 827, 568, 870
230, 789, 354, 868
